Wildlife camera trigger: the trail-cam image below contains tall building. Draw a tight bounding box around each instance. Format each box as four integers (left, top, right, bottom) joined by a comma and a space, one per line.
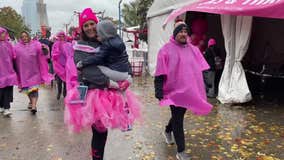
37, 0, 49, 27
22, 0, 39, 34
21, 0, 49, 35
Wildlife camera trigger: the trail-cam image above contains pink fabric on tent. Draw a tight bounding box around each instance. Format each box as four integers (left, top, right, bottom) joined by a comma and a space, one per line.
164, 0, 284, 26
155, 36, 212, 115
52, 41, 73, 81
0, 27, 18, 88
14, 40, 53, 88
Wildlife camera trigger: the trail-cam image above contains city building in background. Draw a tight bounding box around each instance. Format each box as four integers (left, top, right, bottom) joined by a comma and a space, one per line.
22, 0, 49, 36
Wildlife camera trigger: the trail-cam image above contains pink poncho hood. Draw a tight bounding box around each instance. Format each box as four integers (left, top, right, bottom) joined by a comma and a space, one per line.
155, 36, 212, 115
14, 39, 53, 88
0, 27, 18, 88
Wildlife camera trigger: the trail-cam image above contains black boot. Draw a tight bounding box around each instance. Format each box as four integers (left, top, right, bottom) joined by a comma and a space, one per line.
31, 108, 37, 115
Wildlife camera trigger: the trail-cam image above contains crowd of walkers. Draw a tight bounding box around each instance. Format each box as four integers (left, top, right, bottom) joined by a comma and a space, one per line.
0, 7, 220, 160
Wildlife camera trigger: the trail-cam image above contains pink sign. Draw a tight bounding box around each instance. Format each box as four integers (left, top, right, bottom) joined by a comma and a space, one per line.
164, 0, 284, 26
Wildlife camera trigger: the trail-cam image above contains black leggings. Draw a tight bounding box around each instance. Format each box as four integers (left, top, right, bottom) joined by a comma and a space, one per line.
56, 76, 66, 97
165, 105, 187, 152
0, 86, 13, 109
91, 126, 108, 160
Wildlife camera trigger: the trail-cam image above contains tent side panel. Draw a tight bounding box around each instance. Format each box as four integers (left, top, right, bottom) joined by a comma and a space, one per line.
148, 14, 174, 75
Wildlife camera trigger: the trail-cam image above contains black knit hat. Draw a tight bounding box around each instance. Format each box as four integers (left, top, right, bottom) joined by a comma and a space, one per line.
173, 22, 189, 39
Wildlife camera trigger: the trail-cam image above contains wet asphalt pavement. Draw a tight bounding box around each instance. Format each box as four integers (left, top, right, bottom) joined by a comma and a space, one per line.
0, 76, 283, 160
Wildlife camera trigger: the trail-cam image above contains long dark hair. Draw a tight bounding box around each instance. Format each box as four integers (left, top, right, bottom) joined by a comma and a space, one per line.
80, 29, 98, 42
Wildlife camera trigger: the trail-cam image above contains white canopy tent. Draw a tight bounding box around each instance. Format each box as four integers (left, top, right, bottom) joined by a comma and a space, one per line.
147, 0, 197, 75
146, 0, 284, 104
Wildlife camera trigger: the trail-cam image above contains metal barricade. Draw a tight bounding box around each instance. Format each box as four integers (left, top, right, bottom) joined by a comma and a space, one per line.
128, 48, 148, 76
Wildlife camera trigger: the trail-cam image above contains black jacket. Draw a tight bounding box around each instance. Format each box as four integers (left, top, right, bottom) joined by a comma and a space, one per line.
82, 35, 130, 73
74, 40, 109, 89
204, 45, 221, 71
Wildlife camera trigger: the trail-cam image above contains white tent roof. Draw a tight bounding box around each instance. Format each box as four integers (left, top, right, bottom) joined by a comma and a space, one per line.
147, 0, 196, 19
147, 0, 198, 75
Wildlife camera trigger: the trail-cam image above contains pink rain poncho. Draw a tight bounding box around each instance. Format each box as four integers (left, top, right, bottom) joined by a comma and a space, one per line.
155, 36, 213, 115
52, 40, 73, 81
0, 27, 18, 88
14, 40, 53, 88
64, 42, 141, 133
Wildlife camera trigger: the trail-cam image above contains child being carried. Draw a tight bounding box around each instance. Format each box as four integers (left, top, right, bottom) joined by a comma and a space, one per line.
76, 20, 132, 90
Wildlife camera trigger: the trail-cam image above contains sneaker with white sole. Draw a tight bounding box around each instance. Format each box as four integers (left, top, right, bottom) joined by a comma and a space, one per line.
0, 108, 4, 113
3, 109, 12, 116
163, 131, 174, 144
176, 151, 191, 160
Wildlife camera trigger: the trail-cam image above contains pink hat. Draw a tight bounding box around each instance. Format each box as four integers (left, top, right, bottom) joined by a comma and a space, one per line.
208, 38, 216, 47
79, 8, 99, 29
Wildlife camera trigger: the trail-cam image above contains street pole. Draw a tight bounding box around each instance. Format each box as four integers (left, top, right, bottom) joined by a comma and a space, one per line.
118, 0, 123, 39
64, 24, 68, 34
74, 11, 81, 27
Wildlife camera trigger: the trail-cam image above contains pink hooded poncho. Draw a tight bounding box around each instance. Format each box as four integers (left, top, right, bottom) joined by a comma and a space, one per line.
0, 27, 18, 88
155, 36, 213, 115
14, 39, 53, 88
52, 38, 73, 81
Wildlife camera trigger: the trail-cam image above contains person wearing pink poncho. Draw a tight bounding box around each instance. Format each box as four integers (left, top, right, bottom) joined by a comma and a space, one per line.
64, 8, 141, 160
52, 31, 72, 100
14, 31, 53, 114
154, 21, 213, 160
0, 27, 17, 117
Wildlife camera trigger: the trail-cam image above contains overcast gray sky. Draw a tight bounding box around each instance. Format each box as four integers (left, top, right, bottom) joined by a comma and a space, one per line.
0, 0, 133, 33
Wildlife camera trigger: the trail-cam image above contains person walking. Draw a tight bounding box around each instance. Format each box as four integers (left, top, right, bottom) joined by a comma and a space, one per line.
64, 8, 141, 160
154, 21, 213, 160
14, 31, 53, 114
0, 27, 18, 117
52, 31, 72, 100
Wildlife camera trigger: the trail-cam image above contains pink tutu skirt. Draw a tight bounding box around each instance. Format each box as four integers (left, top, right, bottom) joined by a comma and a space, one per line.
64, 88, 142, 133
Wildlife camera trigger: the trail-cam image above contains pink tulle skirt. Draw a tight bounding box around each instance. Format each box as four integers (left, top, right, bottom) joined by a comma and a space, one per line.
64, 88, 142, 133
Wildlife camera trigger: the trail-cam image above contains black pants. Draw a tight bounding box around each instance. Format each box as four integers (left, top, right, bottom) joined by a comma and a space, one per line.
56, 76, 66, 98
165, 105, 187, 153
92, 126, 108, 160
0, 86, 13, 109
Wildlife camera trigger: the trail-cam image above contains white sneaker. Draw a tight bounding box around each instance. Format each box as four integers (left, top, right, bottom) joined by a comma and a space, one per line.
163, 131, 174, 144
176, 151, 191, 160
0, 108, 4, 113
3, 109, 12, 116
